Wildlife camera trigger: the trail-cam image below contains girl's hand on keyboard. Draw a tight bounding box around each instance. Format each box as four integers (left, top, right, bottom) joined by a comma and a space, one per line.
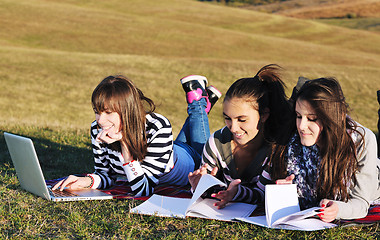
52, 175, 92, 191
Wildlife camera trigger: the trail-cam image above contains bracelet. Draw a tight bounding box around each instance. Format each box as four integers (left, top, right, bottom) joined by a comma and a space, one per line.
86, 175, 94, 188
122, 159, 136, 166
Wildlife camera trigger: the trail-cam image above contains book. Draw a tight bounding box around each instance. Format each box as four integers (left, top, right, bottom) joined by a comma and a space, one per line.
236, 184, 337, 231
130, 174, 257, 221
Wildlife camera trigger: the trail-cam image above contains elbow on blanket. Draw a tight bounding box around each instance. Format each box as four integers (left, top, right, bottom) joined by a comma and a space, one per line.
335, 201, 369, 220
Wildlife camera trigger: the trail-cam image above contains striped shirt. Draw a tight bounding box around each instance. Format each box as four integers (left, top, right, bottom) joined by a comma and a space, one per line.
255, 162, 275, 204
88, 112, 174, 196
202, 126, 270, 204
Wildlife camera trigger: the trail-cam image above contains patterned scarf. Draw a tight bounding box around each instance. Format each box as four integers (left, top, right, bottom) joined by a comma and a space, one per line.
286, 133, 321, 209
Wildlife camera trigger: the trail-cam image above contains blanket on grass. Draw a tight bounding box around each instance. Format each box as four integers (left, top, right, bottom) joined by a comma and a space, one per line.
46, 177, 380, 227
46, 176, 192, 201
338, 205, 380, 226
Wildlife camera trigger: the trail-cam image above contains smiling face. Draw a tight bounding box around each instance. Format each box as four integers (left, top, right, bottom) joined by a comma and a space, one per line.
223, 97, 264, 146
95, 108, 121, 134
295, 99, 323, 147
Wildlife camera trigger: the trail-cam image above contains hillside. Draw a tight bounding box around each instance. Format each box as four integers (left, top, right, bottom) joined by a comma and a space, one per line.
243, 0, 380, 18
0, 0, 379, 133
1, 2, 380, 238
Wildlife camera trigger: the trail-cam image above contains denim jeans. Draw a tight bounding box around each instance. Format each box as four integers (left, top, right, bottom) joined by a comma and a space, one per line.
377, 90, 380, 158
159, 98, 210, 186
175, 98, 210, 169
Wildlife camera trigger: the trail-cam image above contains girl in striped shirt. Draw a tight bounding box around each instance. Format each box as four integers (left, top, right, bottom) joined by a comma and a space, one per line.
53, 74, 221, 196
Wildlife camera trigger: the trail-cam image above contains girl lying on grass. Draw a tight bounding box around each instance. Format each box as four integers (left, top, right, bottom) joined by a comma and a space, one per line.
188, 64, 293, 208
265, 77, 380, 222
53, 74, 221, 196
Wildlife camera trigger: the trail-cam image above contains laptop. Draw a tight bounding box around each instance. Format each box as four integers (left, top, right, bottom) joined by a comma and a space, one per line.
4, 132, 113, 202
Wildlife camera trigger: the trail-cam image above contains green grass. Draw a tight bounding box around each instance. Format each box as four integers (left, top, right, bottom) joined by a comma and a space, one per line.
0, 0, 380, 238
1, 127, 380, 239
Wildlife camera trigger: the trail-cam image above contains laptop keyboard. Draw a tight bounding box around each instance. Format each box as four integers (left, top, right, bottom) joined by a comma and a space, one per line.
49, 188, 79, 197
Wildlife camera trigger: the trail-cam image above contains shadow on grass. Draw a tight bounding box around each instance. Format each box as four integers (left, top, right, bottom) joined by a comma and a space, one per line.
0, 129, 94, 182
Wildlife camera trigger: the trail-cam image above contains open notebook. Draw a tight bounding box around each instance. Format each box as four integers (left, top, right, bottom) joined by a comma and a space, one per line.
4, 132, 113, 202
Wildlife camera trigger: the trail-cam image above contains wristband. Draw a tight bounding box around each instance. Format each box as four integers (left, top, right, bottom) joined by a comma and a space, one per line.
123, 159, 136, 166
85, 175, 94, 188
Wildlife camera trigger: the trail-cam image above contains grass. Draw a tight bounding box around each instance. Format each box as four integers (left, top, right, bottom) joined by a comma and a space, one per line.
1, 127, 380, 239
0, 0, 380, 238
1, 0, 379, 132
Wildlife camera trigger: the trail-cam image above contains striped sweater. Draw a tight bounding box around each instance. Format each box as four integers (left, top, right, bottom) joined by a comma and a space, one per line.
88, 112, 174, 196
202, 126, 270, 204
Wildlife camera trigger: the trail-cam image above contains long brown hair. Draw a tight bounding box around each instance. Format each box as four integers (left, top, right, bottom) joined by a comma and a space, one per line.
271, 77, 362, 201
91, 75, 155, 161
224, 64, 292, 144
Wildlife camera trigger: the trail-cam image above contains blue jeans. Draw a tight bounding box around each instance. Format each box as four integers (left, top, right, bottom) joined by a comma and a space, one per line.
159, 98, 210, 186
175, 98, 210, 169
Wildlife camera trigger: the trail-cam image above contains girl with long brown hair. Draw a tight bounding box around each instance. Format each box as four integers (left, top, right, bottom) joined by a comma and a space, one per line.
263, 77, 379, 222
53, 74, 221, 196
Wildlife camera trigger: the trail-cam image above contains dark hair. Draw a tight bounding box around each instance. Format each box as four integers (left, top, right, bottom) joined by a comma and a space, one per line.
224, 64, 292, 144
92, 75, 155, 161
271, 77, 362, 201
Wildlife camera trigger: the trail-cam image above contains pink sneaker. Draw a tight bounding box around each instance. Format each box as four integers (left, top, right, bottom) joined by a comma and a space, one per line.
206, 85, 222, 113
180, 75, 208, 90
180, 75, 211, 113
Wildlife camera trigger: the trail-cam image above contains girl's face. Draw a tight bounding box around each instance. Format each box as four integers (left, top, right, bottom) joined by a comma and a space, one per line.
95, 108, 121, 134
223, 97, 264, 146
295, 99, 323, 147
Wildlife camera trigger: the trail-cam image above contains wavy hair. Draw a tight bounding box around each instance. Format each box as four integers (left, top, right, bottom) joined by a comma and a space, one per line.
92, 75, 155, 161
271, 77, 362, 201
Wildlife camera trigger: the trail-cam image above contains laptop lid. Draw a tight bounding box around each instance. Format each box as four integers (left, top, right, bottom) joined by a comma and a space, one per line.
4, 132, 52, 200
4, 132, 113, 201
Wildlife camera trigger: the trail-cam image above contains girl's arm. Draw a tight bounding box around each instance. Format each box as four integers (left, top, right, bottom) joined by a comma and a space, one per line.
120, 113, 174, 196
202, 130, 269, 204
89, 121, 118, 189
202, 132, 224, 178
333, 127, 379, 220
244, 161, 274, 204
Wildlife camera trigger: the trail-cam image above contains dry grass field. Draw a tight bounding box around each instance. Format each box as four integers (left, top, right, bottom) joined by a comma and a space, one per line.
244, 0, 380, 18
0, 0, 379, 134
0, 0, 380, 238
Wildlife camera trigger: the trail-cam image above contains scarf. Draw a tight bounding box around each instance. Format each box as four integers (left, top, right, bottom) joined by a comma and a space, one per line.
286, 133, 321, 209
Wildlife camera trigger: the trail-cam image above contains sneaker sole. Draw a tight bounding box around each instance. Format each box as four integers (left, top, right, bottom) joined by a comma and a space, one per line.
180, 75, 208, 90
207, 85, 222, 98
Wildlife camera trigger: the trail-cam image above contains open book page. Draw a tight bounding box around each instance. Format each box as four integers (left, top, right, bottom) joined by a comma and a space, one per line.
235, 184, 337, 230
130, 174, 256, 221
187, 174, 227, 207
273, 207, 320, 224
267, 185, 337, 230
265, 184, 300, 226
234, 184, 299, 228
130, 174, 225, 218
130, 194, 190, 218
235, 214, 336, 231
186, 174, 256, 220
235, 215, 270, 228
273, 215, 337, 231
186, 198, 257, 221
